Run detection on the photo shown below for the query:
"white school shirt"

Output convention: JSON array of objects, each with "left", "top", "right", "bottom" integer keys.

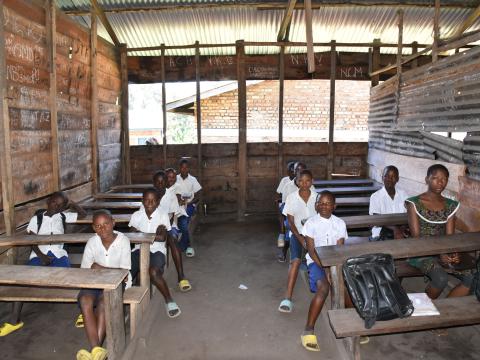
[
  {"left": 138, "top": 189, "right": 180, "bottom": 226},
  {"left": 302, "top": 214, "right": 348, "bottom": 265},
  {"left": 81, "top": 231, "right": 132, "bottom": 289},
  {"left": 175, "top": 174, "right": 202, "bottom": 202},
  {"left": 276, "top": 176, "right": 291, "bottom": 195},
  {"left": 369, "top": 186, "right": 408, "bottom": 238},
  {"left": 128, "top": 207, "right": 171, "bottom": 254},
  {"left": 281, "top": 179, "right": 316, "bottom": 203},
  {"left": 26, "top": 212, "right": 78, "bottom": 259},
  {"left": 282, "top": 189, "right": 317, "bottom": 234}
]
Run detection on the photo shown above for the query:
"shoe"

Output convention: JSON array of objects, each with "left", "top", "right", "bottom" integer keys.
[
  {"left": 185, "top": 247, "right": 195, "bottom": 257},
  {"left": 165, "top": 302, "right": 182, "bottom": 318},
  {"left": 76, "top": 349, "right": 92, "bottom": 360},
  {"left": 359, "top": 336, "right": 370, "bottom": 344},
  {"left": 277, "top": 234, "right": 285, "bottom": 247},
  {"left": 278, "top": 299, "right": 293, "bottom": 313},
  {"left": 301, "top": 334, "right": 320, "bottom": 352},
  {"left": 0, "top": 322, "right": 24, "bottom": 336},
  {"left": 91, "top": 346, "right": 107, "bottom": 360},
  {"left": 75, "top": 314, "right": 84, "bottom": 328},
  {"left": 178, "top": 279, "right": 192, "bottom": 292}
]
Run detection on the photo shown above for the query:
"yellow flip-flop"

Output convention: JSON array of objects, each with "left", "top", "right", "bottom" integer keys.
[
  {"left": 91, "top": 346, "right": 108, "bottom": 360},
  {"left": 0, "top": 322, "right": 24, "bottom": 337},
  {"left": 301, "top": 334, "right": 320, "bottom": 352},
  {"left": 76, "top": 349, "right": 92, "bottom": 360},
  {"left": 75, "top": 314, "right": 84, "bottom": 328},
  {"left": 179, "top": 279, "right": 192, "bottom": 292}
]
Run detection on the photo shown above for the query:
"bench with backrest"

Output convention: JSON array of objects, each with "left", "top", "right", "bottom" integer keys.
[
  {"left": 0, "top": 265, "right": 130, "bottom": 360},
  {"left": 315, "top": 232, "right": 480, "bottom": 360}
]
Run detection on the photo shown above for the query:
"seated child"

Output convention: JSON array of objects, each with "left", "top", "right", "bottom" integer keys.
[
  {"left": 405, "top": 164, "right": 471, "bottom": 299},
  {"left": 275, "top": 161, "right": 295, "bottom": 261},
  {"left": 301, "top": 190, "right": 347, "bottom": 352},
  {"left": 76, "top": 210, "right": 132, "bottom": 360},
  {"left": 0, "top": 191, "right": 86, "bottom": 337},
  {"left": 152, "top": 170, "right": 191, "bottom": 292},
  {"left": 369, "top": 165, "right": 408, "bottom": 240},
  {"left": 175, "top": 159, "right": 202, "bottom": 258},
  {"left": 129, "top": 188, "right": 181, "bottom": 318}
]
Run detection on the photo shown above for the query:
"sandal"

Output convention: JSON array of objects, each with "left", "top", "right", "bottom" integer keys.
[
  {"left": 278, "top": 299, "right": 293, "bottom": 313},
  {"left": 179, "top": 279, "right": 192, "bottom": 292},
  {"left": 75, "top": 314, "right": 84, "bottom": 328},
  {"left": 166, "top": 302, "right": 181, "bottom": 318},
  {"left": 185, "top": 247, "right": 195, "bottom": 257},
  {"left": 0, "top": 322, "right": 24, "bottom": 337},
  {"left": 76, "top": 349, "right": 92, "bottom": 360},
  {"left": 91, "top": 346, "right": 107, "bottom": 360},
  {"left": 359, "top": 336, "right": 370, "bottom": 344},
  {"left": 301, "top": 334, "right": 320, "bottom": 352}
]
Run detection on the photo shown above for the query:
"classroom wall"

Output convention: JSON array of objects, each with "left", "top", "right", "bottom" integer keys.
[
  {"left": 0, "top": 0, "right": 123, "bottom": 239},
  {"left": 130, "top": 142, "right": 368, "bottom": 217}
]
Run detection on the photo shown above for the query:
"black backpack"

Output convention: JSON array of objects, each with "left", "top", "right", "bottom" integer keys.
[
  {"left": 343, "top": 253, "right": 414, "bottom": 329},
  {"left": 34, "top": 209, "right": 66, "bottom": 233}
]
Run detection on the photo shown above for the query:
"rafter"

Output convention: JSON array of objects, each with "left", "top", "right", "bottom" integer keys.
[
  {"left": 277, "top": 0, "right": 298, "bottom": 41},
  {"left": 452, "top": 3, "right": 480, "bottom": 38},
  {"left": 90, "top": 0, "right": 120, "bottom": 46}
]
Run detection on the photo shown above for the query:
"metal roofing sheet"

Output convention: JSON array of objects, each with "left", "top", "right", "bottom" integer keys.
[{"left": 57, "top": 2, "right": 480, "bottom": 56}]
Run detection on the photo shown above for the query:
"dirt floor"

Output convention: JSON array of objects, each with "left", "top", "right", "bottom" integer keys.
[{"left": 1, "top": 219, "right": 480, "bottom": 359}]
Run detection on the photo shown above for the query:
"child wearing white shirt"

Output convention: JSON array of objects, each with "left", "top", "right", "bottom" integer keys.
[
  {"left": 129, "top": 188, "right": 182, "bottom": 318},
  {"left": 278, "top": 169, "right": 317, "bottom": 314},
  {"left": 275, "top": 161, "right": 295, "bottom": 256},
  {"left": 76, "top": 210, "right": 131, "bottom": 360},
  {"left": 300, "top": 191, "right": 347, "bottom": 352}
]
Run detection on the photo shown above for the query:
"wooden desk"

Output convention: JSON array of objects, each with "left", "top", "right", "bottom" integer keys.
[
  {"left": 94, "top": 193, "right": 142, "bottom": 200},
  {"left": 80, "top": 201, "right": 142, "bottom": 210},
  {"left": 313, "top": 179, "right": 374, "bottom": 187},
  {"left": 315, "top": 185, "right": 381, "bottom": 196},
  {"left": 110, "top": 184, "right": 150, "bottom": 191},
  {"left": 74, "top": 214, "right": 132, "bottom": 224},
  {"left": 335, "top": 197, "right": 370, "bottom": 207},
  {"left": 342, "top": 213, "right": 408, "bottom": 229},
  {"left": 0, "top": 265, "right": 127, "bottom": 360},
  {"left": 316, "top": 232, "right": 480, "bottom": 309}
]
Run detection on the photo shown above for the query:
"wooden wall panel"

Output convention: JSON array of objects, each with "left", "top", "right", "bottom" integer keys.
[{"left": 130, "top": 142, "right": 368, "bottom": 216}]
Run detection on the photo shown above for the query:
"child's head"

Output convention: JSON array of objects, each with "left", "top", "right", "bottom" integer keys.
[
  {"left": 382, "top": 165, "right": 399, "bottom": 190},
  {"left": 287, "top": 161, "right": 296, "bottom": 178},
  {"left": 294, "top": 162, "right": 307, "bottom": 179},
  {"left": 425, "top": 164, "right": 449, "bottom": 194},
  {"left": 179, "top": 158, "right": 189, "bottom": 177},
  {"left": 297, "top": 169, "right": 313, "bottom": 190},
  {"left": 47, "top": 191, "right": 68, "bottom": 213},
  {"left": 315, "top": 191, "right": 336, "bottom": 218},
  {"left": 165, "top": 168, "right": 177, "bottom": 187},
  {"left": 152, "top": 170, "right": 167, "bottom": 190},
  {"left": 142, "top": 188, "right": 160, "bottom": 214},
  {"left": 92, "top": 209, "right": 115, "bottom": 238}
]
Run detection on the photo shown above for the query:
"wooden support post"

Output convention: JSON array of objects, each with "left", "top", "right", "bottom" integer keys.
[
  {"left": 395, "top": 10, "right": 404, "bottom": 125},
  {"left": 103, "top": 285, "right": 126, "bottom": 360},
  {"left": 278, "top": 46, "right": 285, "bottom": 181},
  {"left": 277, "top": 0, "right": 298, "bottom": 41},
  {"left": 411, "top": 41, "right": 418, "bottom": 68},
  {"left": 236, "top": 40, "right": 247, "bottom": 222},
  {"left": 304, "top": 0, "right": 315, "bottom": 73},
  {"left": 90, "top": 10, "right": 99, "bottom": 193},
  {"left": 433, "top": 0, "right": 440, "bottom": 62},
  {"left": 371, "top": 38, "right": 381, "bottom": 87},
  {"left": 119, "top": 44, "right": 131, "bottom": 185},
  {"left": 46, "top": 0, "right": 60, "bottom": 191},
  {"left": 161, "top": 45, "right": 167, "bottom": 168},
  {"left": 195, "top": 42, "right": 202, "bottom": 185},
  {"left": 327, "top": 41, "right": 336, "bottom": 180}
]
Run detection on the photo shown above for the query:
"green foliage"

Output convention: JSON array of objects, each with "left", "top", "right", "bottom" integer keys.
[{"left": 167, "top": 113, "right": 196, "bottom": 144}]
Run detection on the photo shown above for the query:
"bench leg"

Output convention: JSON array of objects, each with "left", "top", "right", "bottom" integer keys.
[
  {"left": 104, "top": 286, "right": 126, "bottom": 360},
  {"left": 130, "top": 304, "right": 138, "bottom": 339},
  {"left": 342, "top": 336, "right": 361, "bottom": 360},
  {"left": 330, "top": 265, "right": 345, "bottom": 309},
  {"left": 140, "top": 243, "right": 151, "bottom": 308}
]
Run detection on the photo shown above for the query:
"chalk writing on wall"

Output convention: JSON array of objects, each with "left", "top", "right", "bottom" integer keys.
[{"left": 340, "top": 66, "right": 364, "bottom": 79}]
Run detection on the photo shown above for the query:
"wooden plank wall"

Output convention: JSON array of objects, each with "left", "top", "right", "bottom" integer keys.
[
  {"left": 0, "top": 0, "right": 122, "bottom": 235},
  {"left": 130, "top": 142, "right": 368, "bottom": 217}
]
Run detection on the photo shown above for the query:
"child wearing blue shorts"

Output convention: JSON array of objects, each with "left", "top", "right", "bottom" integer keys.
[{"left": 301, "top": 190, "right": 347, "bottom": 352}]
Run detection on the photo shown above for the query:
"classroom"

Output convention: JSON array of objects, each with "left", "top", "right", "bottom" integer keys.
[{"left": 0, "top": 0, "right": 479, "bottom": 359}]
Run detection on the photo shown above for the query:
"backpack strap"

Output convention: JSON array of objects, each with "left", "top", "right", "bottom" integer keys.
[{"left": 34, "top": 209, "right": 47, "bottom": 234}]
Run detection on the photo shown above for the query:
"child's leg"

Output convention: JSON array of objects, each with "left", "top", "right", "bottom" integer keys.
[
  {"left": 95, "top": 295, "right": 106, "bottom": 346},
  {"left": 447, "top": 272, "right": 473, "bottom": 298},
  {"left": 167, "top": 234, "right": 186, "bottom": 282},
  {"left": 424, "top": 262, "right": 449, "bottom": 299},
  {"left": 177, "top": 215, "right": 190, "bottom": 252},
  {"left": 284, "top": 234, "right": 303, "bottom": 300},
  {"left": 305, "top": 264, "right": 329, "bottom": 331},
  {"left": 78, "top": 292, "right": 101, "bottom": 348},
  {"left": 149, "top": 252, "right": 173, "bottom": 302}
]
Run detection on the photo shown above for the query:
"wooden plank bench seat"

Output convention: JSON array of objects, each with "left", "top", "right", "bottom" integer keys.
[
  {"left": 328, "top": 296, "right": 480, "bottom": 359},
  {"left": 0, "top": 285, "right": 148, "bottom": 338},
  {"left": 313, "top": 179, "right": 374, "bottom": 187},
  {"left": 343, "top": 213, "right": 408, "bottom": 229},
  {"left": 73, "top": 214, "right": 132, "bottom": 224},
  {"left": 80, "top": 201, "right": 142, "bottom": 210},
  {"left": 315, "top": 186, "right": 381, "bottom": 197},
  {"left": 94, "top": 193, "right": 143, "bottom": 200}
]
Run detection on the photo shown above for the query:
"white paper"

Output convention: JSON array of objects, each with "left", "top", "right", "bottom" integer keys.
[
  {"left": 408, "top": 293, "right": 440, "bottom": 316},
  {"left": 238, "top": 284, "right": 248, "bottom": 290}
]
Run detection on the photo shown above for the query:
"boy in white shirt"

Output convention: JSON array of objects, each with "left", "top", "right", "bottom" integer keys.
[
  {"left": 278, "top": 169, "right": 317, "bottom": 314},
  {"left": 275, "top": 161, "right": 295, "bottom": 255},
  {"left": 0, "top": 191, "right": 86, "bottom": 337},
  {"left": 175, "top": 159, "right": 202, "bottom": 257},
  {"left": 301, "top": 191, "right": 347, "bottom": 352},
  {"left": 76, "top": 210, "right": 131, "bottom": 360},
  {"left": 369, "top": 165, "right": 408, "bottom": 241},
  {"left": 129, "top": 188, "right": 181, "bottom": 318}
]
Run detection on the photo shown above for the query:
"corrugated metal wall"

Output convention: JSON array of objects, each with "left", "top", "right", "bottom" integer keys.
[{"left": 368, "top": 46, "right": 480, "bottom": 179}]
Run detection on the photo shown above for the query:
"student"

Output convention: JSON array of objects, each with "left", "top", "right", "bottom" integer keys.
[
  {"left": 278, "top": 170, "right": 317, "bottom": 313},
  {"left": 405, "top": 164, "right": 472, "bottom": 299},
  {"left": 76, "top": 210, "right": 132, "bottom": 360},
  {"left": 175, "top": 159, "right": 202, "bottom": 257},
  {"left": 275, "top": 161, "right": 296, "bottom": 249},
  {"left": 0, "top": 191, "right": 86, "bottom": 337},
  {"left": 301, "top": 191, "right": 347, "bottom": 352},
  {"left": 152, "top": 170, "right": 191, "bottom": 292},
  {"left": 369, "top": 165, "right": 408, "bottom": 241},
  {"left": 129, "top": 188, "right": 182, "bottom": 318}
]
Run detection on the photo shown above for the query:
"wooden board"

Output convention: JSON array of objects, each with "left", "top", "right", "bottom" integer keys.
[
  {"left": 94, "top": 192, "right": 142, "bottom": 200},
  {"left": 313, "top": 178, "right": 374, "bottom": 187},
  {"left": 316, "top": 232, "right": 480, "bottom": 267},
  {"left": 0, "top": 264, "right": 127, "bottom": 289},
  {"left": 333, "top": 197, "right": 370, "bottom": 207},
  {"left": 73, "top": 213, "right": 132, "bottom": 224},
  {"left": 342, "top": 213, "right": 408, "bottom": 229},
  {"left": 81, "top": 201, "right": 141, "bottom": 210},
  {"left": 328, "top": 296, "right": 480, "bottom": 337},
  {"left": 315, "top": 185, "right": 381, "bottom": 196}
]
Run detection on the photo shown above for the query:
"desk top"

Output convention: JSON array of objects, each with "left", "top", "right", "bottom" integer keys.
[
  {"left": 313, "top": 179, "right": 374, "bottom": 187},
  {"left": 74, "top": 214, "right": 132, "bottom": 224},
  {"left": 0, "top": 232, "right": 154, "bottom": 247},
  {"left": 335, "top": 197, "right": 370, "bottom": 207},
  {"left": 0, "top": 265, "right": 128, "bottom": 290},
  {"left": 315, "top": 186, "right": 381, "bottom": 195},
  {"left": 94, "top": 193, "right": 142, "bottom": 200},
  {"left": 80, "top": 201, "right": 141, "bottom": 210},
  {"left": 111, "top": 184, "right": 150, "bottom": 191},
  {"left": 316, "top": 232, "right": 480, "bottom": 267},
  {"left": 342, "top": 213, "right": 408, "bottom": 229}
]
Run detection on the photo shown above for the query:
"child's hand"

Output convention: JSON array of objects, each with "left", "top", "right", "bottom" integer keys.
[
  {"left": 439, "top": 254, "right": 451, "bottom": 265},
  {"left": 448, "top": 252, "right": 460, "bottom": 264},
  {"left": 155, "top": 225, "right": 167, "bottom": 242},
  {"left": 40, "top": 254, "right": 53, "bottom": 266}
]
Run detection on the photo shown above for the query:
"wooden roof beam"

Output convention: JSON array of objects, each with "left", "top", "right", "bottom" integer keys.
[
  {"left": 452, "top": 3, "right": 480, "bottom": 38},
  {"left": 90, "top": 0, "right": 120, "bottom": 46},
  {"left": 277, "top": 0, "right": 298, "bottom": 41}
]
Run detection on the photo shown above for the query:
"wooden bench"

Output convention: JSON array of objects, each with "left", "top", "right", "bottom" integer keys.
[
  {"left": 336, "top": 197, "right": 370, "bottom": 207},
  {"left": 0, "top": 265, "right": 129, "bottom": 360},
  {"left": 73, "top": 214, "right": 132, "bottom": 224},
  {"left": 79, "top": 201, "right": 142, "bottom": 210},
  {"left": 94, "top": 193, "right": 143, "bottom": 200},
  {"left": 328, "top": 296, "right": 480, "bottom": 360},
  {"left": 110, "top": 184, "right": 151, "bottom": 191},
  {"left": 315, "top": 185, "right": 381, "bottom": 197},
  {"left": 313, "top": 179, "right": 374, "bottom": 187},
  {"left": 342, "top": 213, "right": 408, "bottom": 230}
]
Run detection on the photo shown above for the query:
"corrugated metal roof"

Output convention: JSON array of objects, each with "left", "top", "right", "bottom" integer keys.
[{"left": 57, "top": 1, "right": 480, "bottom": 56}]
